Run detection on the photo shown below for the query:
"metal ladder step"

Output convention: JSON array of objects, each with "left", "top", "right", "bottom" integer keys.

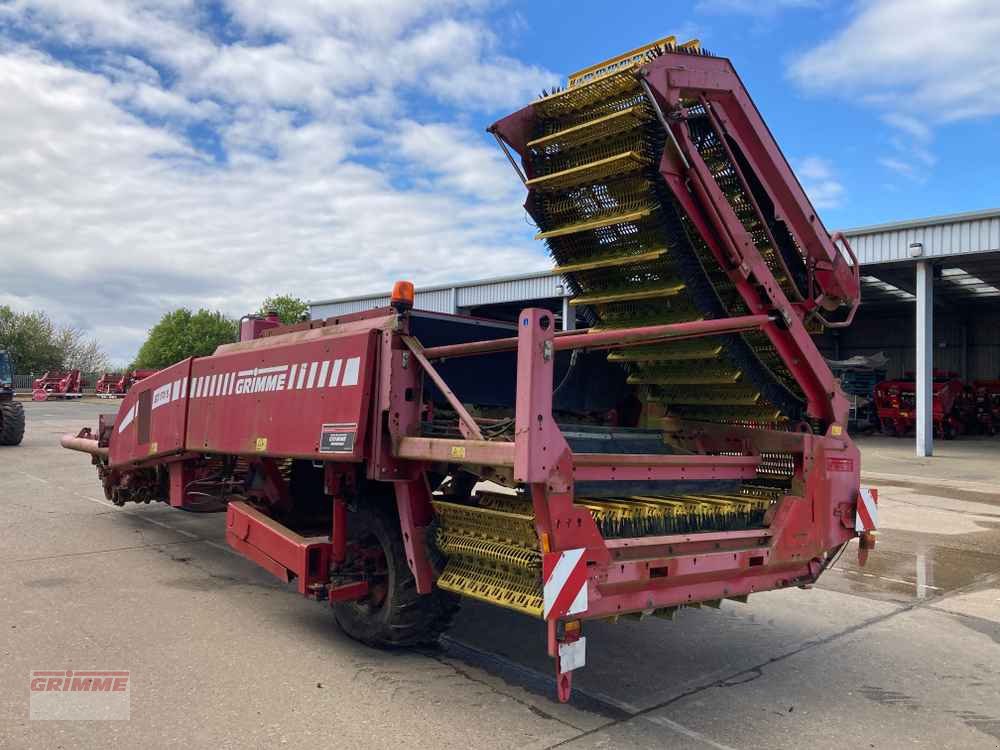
[
  {"left": 528, "top": 105, "right": 651, "bottom": 151},
  {"left": 555, "top": 247, "right": 667, "bottom": 274},
  {"left": 535, "top": 207, "right": 653, "bottom": 239},
  {"left": 607, "top": 341, "right": 723, "bottom": 362},
  {"left": 571, "top": 281, "right": 686, "bottom": 306},
  {"left": 526, "top": 151, "right": 649, "bottom": 191},
  {"left": 627, "top": 364, "right": 741, "bottom": 386}
]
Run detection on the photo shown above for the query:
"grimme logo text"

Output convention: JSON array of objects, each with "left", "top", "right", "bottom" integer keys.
[
  {"left": 30, "top": 670, "right": 129, "bottom": 692},
  {"left": 235, "top": 373, "right": 287, "bottom": 394}
]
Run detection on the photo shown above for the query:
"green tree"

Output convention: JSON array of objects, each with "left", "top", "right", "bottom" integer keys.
[
  {"left": 258, "top": 294, "right": 309, "bottom": 325},
  {"left": 0, "top": 306, "right": 60, "bottom": 374},
  {"left": 133, "top": 309, "right": 237, "bottom": 370},
  {"left": 0, "top": 305, "right": 108, "bottom": 376}
]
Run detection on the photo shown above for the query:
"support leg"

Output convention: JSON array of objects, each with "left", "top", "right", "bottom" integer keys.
[
  {"left": 561, "top": 295, "right": 576, "bottom": 331},
  {"left": 915, "top": 261, "right": 933, "bottom": 457},
  {"left": 555, "top": 657, "right": 573, "bottom": 703}
]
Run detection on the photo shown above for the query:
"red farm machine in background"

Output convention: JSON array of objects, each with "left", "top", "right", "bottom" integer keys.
[
  {"left": 96, "top": 370, "right": 156, "bottom": 398},
  {"left": 61, "top": 37, "right": 877, "bottom": 702},
  {"left": 32, "top": 370, "right": 83, "bottom": 401},
  {"left": 874, "top": 371, "right": 974, "bottom": 439},
  {"left": 973, "top": 379, "right": 1000, "bottom": 435}
]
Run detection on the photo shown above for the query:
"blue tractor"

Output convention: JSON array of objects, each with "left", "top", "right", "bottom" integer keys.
[{"left": 0, "top": 350, "right": 25, "bottom": 445}]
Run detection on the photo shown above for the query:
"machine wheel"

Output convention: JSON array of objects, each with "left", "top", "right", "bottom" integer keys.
[
  {"left": 0, "top": 401, "right": 25, "bottom": 446},
  {"left": 332, "top": 504, "right": 459, "bottom": 648}
]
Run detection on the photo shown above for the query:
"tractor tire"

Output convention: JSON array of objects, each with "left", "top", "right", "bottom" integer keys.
[
  {"left": 0, "top": 401, "right": 25, "bottom": 446},
  {"left": 332, "top": 504, "right": 459, "bottom": 649}
]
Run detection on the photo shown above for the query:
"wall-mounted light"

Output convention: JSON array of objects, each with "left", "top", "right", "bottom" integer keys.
[
  {"left": 555, "top": 284, "right": 565, "bottom": 296},
  {"left": 909, "top": 242, "right": 924, "bottom": 258}
]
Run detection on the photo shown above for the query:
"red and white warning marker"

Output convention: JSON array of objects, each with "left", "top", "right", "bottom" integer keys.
[
  {"left": 855, "top": 487, "right": 878, "bottom": 533},
  {"left": 543, "top": 548, "right": 588, "bottom": 621}
]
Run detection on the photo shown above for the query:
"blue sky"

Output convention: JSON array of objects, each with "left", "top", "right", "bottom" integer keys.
[
  {"left": 0, "top": 0, "right": 997, "bottom": 362},
  {"left": 515, "top": 0, "right": 1000, "bottom": 228}
]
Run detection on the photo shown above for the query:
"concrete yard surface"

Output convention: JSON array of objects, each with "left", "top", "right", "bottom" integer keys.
[{"left": 1, "top": 402, "right": 999, "bottom": 749}]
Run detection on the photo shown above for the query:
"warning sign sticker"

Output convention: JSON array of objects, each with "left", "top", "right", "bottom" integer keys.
[{"left": 319, "top": 423, "right": 357, "bottom": 454}]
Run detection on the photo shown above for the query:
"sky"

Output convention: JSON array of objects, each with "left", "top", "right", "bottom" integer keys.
[{"left": 1, "top": 0, "right": 998, "bottom": 363}]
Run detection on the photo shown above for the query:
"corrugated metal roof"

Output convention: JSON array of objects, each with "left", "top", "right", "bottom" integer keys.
[
  {"left": 311, "top": 270, "right": 558, "bottom": 318},
  {"left": 310, "top": 209, "right": 1000, "bottom": 317},
  {"left": 842, "top": 207, "right": 1000, "bottom": 235},
  {"left": 845, "top": 208, "right": 1000, "bottom": 265},
  {"left": 457, "top": 273, "right": 564, "bottom": 307}
]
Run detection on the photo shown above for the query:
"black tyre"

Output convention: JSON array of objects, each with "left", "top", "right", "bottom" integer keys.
[
  {"left": 333, "top": 504, "right": 458, "bottom": 648},
  {"left": 0, "top": 401, "right": 25, "bottom": 446}
]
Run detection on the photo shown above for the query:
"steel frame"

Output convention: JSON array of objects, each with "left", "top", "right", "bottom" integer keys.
[
  {"left": 389, "top": 305, "right": 863, "bottom": 698},
  {"left": 61, "top": 49, "right": 876, "bottom": 706},
  {"left": 62, "top": 297, "right": 870, "bottom": 703}
]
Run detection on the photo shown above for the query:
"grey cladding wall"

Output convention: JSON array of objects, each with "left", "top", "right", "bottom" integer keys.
[{"left": 847, "top": 213, "right": 1000, "bottom": 265}]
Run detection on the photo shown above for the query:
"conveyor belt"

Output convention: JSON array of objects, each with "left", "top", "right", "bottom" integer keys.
[
  {"left": 433, "top": 39, "right": 809, "bottom": 614},
  {"left": 526, "top": 42, "right": 809, "bottom": 426},
  {"left": 432, "top": 487, "right": 782, "bottom": 618}
]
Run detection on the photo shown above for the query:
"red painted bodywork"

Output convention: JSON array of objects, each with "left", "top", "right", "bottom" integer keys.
[
  {"left": 32, "top": 370, "right": 83, "bottom": 400},
  {"left": 226, "top": 500, "right": 331, "bottom": 596},
  {"left": 108, "top": 325, "right": 380, "bottom": 467},
  {"left": 87, "top": 303, "right": 865, "bottom": 613},
  {"left": 973, "top": 380, "right": 1000, "bottom": 435},
  {"left": 874, "top": 372, "right": 972, "bottom": 438},
  {"left": 64, "top": 47, "right": 875, "bottom": 703},
  {"left": 96, "top": 370, "right": 156, "bottom": 396}
]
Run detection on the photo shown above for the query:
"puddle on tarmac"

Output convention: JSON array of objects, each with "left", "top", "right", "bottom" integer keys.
[
  {"left": 820, "top": 479, "right": 1000, "bottom": 603},
  {"left": 823, "top": 544, "right": 1000, "bottom": 603}
]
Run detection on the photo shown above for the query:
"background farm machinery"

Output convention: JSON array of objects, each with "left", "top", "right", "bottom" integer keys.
[
  {"left": 0, "top": 350, "right": 25, "bottom": 445},
  {"left": 96, "top": 369, "right": 156, "bottom": 398},
  {"left": 32, "top": 369, "right": 83, "bottom": 401},
  {"left": 972, "top": 379, "right": 1000, "bottom": 435},
  {"left": 874, "top": 371, "right": 975, "bottom": 439},
  {"left": 62, "top": 37, "right": 877, "bottom": 701}
]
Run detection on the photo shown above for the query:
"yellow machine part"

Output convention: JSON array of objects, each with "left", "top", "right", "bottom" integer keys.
[
  {"left": 432, "top": 36, "right": 807, "bottom": 616},
  {"left": 526, "top": 37, "right": 811, "bottom": 427},
  {"left": 432, "top": 486, "right": 783, "bottom": 617}
]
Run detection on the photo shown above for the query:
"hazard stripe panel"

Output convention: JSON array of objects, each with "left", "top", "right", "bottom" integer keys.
[
  {"left": 543, "top": 548, "right": 588, "bottom": 620},
  {"left": 856, "top": 487, "right": 878, "bottom": 532}
]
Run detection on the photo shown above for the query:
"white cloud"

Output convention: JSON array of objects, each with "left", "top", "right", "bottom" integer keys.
[
  {"left": 879, "top": 113, "right": 935, "bottom": 183},
  {"left": 878, "top": 157, "right": 919, "bottom": 181},
  {"left": 225, "top": 0, "right": 490, "bottom": 43},
  {"left": 0, "top": 1, "right": 558, "bottom": 362},
  {"left": 0, "top": 0, "right": 217, "bottom": 74},
  {"left": 880, "top": 113, "right": 931, "bottom": 143},
  {"left": 790, "top": 0, "right": 1000, "bottom": 119},
  {"left": 795, "top": 156, "right": 845, "bottom": 209},
  {"left": 790, "top": 0, "right": 1000, "bottom": 183},
  {"left": 394, "top": 121, "right": 520, "bottom": 201}
]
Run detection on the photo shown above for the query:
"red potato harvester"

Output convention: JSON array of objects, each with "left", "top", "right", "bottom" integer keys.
[
  {"left": 971, "top": 379, "right": 1000, "bottom": 435},
  {"left": 32, "top": 370, "right": 83, "bottom": 401},
  {"left": 875, "top": 372, "right": 973, "bottom": 439},
  {"left": 96, "top": 370, "right": 157, "bottom": 398},
  {"left": 63, "top": 37, "right": 877, "bottom": 702}
]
